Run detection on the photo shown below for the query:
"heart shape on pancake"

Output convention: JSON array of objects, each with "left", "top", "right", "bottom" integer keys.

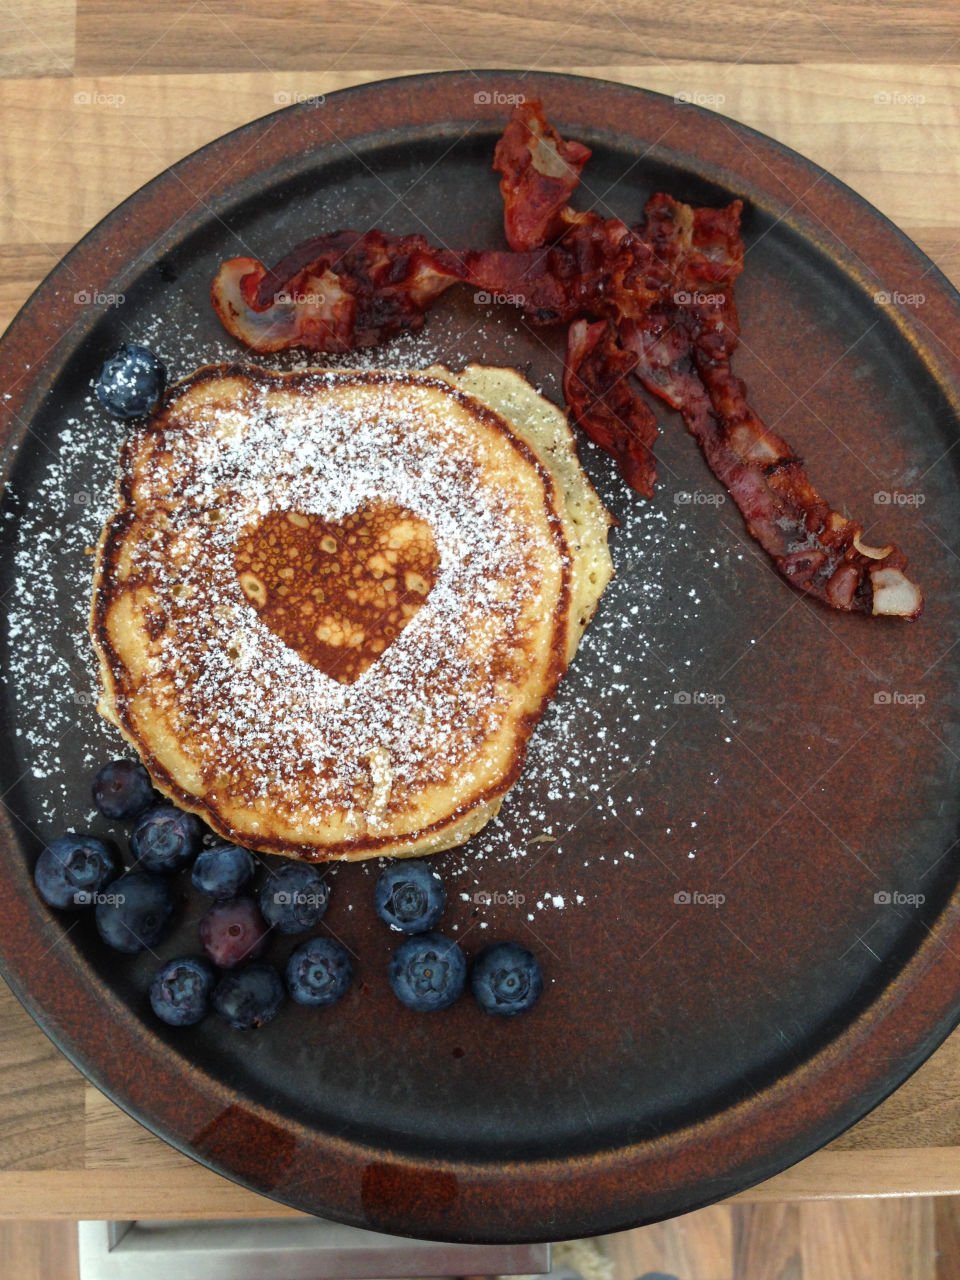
[{"left": 234, "top": 500, "right": 439, "bottom": 685}]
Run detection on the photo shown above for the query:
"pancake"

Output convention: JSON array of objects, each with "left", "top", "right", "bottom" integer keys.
[{"left": 90, "top": 363, "right": 614, "bottom": 861}]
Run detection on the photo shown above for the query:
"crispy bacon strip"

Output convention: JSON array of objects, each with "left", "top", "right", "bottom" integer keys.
[
  {"left": 492, "top": 100, "right": 592, "bottom": 251},
  {"left": 450, "top": 217, "right": 655, "bottom": 326},
  {"left": 626, "top": 194, "right": 922, "bottom": 617},
  {"left": 564, "top": 319, "right": 659, "bottom": 497},
  {"left": 211, "top": 231, "right": 461, "bottom": 353},
  {"left": 213, "top": 217, "right": 654, "bottom": 346}
]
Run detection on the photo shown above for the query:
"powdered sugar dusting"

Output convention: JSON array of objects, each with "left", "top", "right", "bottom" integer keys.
[
  {"left": 3, "top": 316, "right": 730, "bottom": 904},
  {"left": 102, "top": 368, "right": 564, "bottom": 840}
]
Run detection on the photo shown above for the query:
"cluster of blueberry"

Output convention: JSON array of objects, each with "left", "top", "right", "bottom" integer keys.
[
  {"left": 33, "top": 759, "right": 543, "bottom": 1029},
  {"left": 375, "top": 862, "right": 542, "bottom": 1015}
]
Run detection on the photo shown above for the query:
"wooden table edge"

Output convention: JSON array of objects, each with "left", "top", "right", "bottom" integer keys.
[{"left": 1, "top": 1149, "right": 959, "bottom": 1221}]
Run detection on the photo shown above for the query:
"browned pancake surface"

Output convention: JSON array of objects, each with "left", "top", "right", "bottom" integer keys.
[{"left": 90, "top": 365, "right": 607, "bottom": 861}]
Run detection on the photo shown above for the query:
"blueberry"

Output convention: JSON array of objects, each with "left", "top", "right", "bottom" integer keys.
[
  {"left": 131, "top": 805, "right": 204, "bottom": 873},
  {"left": 95, "top": 343, "right": 166, "bottom": 419},
  {"left": 471, "top": 942, "right": 543, "bottom": 1017},
  {"left": 34, "top": 834, "right": 116, "bottom": 910},
  {"left": 92, "top": 759, "right": 156, "bottom": 820},
  {"left": 259, "top": 863, "right": 329, "bottom": 934},
  {"left": 374, "top": 860, "right": 445, "bottom": 934},
  {"left": 95, "top": 871, "right": 175, "bottom": 953},
  {"left": 200, "top": 897, "right": 267, "bottom": 968},
  {"left": 149, "top": 957, "right": 215, "bottom": 1027},
  {"left": 212, "top": 963, "right": 284, "bottom": 1030},
  {"left": 192, "top": 844, "right": 256, "bottom": 899},
  {"left": 285, "top": 936, "right": 353, "bottom": 1007},
  {"left": 388, "top": 932, "right": 466, "bottom": 1012}
]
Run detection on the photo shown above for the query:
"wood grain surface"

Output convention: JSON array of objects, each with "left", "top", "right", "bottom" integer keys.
[
  {"left": 606, "top": 1197, "right": 941, "bottom": 1280},
  {"left": 2, "top": 0, "right": 960, "bottom": 1222}
]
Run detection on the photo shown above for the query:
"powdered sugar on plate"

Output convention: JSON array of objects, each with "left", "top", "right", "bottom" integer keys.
[{"left": 3, "top": 315, "right": 734, "bottom": 905}]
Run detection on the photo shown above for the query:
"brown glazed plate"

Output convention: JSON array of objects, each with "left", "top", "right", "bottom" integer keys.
[{"left": 1, "top": 70, "right": 960, "bottom": 1243}]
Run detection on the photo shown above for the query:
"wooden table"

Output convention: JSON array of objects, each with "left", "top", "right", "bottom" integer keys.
[{"left": 3, "top": 0, "right": 960, "bottom": 1222}]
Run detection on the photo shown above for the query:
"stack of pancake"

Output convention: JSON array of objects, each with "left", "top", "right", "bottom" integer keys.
[{"left": 90, "top": 364, "right": 614, "bottom": 861}]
